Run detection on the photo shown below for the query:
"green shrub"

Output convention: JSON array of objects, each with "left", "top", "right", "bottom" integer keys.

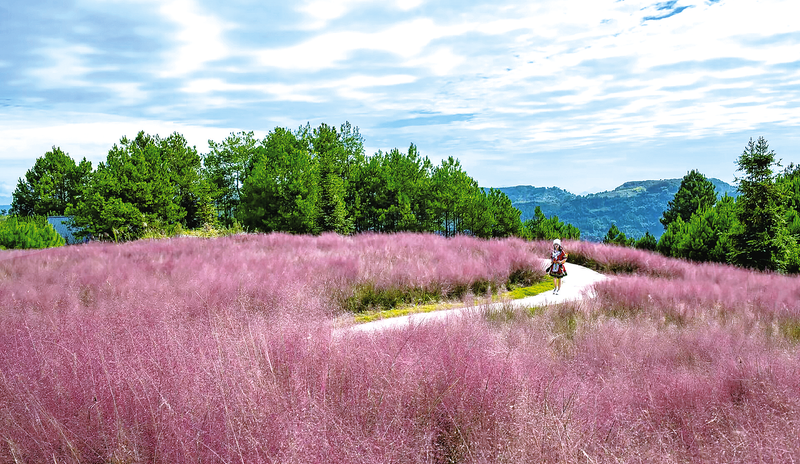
[
  {"left": 507, "top": 267, "right": 540, "bottom": 287},
  {"left": 779, "top": 319, "right": 800, "bottom": 343},
  {"left": 0, "top": 216, "right": 65, "bottom": 249},
  {"left": 343, "top": 284, "right": 442, "bottom": 313}
]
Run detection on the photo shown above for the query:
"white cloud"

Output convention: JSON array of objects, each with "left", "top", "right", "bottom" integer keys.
[
  {"left": 255, "top": 17, "right": 467, "bottom": 71},
  {"left": 298, "top": 0, "right": 425, "bottom": 29},
  {"left": 0, "top": 110, "right": 267, "bottom": 170},
  {"left": 181, "top": 74, "right": 416, "bottom": 105},
  {"left": 3, "top": 0, "right": 799, "bottom": 195},
  {"left": 158, "top": 0, "right": 232, "bottom": 77},
  {"left": 26, "top": 41, "right": 102, "bottom": 88}
]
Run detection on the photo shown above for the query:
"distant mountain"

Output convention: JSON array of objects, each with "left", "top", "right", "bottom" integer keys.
[{"left": 496, "top": 178, "right": 737, "bottom": 242}]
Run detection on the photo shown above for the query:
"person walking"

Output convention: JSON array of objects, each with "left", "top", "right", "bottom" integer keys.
[{"left": 548, "top": 239, "right": 568, "bottom": 294}]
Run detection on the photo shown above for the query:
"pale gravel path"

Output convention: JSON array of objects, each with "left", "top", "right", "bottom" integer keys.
[{"left": 350, "top": 259, "right": 608, "bottom": 333}]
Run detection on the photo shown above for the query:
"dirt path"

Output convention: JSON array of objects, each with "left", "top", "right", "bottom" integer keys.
[{"left": 351, "top": 259, "right": 608, "bottom": 333}]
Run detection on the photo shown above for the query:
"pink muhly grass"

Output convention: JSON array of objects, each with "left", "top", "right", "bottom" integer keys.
[
  {"left": 6, "top": 234, "right": 800, "bottom": 463},
  {"left": 1, "top": 232, "right": 548, "bottom": 463},
  {"left": 592, "top": 260, "right": 800, "bottom": 326},
  {"left": 560, "top": 319, "right": 800, "bottom": 462}
]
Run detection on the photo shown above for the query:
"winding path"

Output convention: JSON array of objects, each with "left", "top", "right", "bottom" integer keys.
[{"left": 351, "top": 260, "right": 608, "bottom": 333}]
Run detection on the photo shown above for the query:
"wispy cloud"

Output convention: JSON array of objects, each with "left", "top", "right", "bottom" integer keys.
[
  {"left": 0, "top": 0, "right": 798, "bottom": 201},
  {"left": 157, "top": 0, "right": 233, "bottom": 77}
]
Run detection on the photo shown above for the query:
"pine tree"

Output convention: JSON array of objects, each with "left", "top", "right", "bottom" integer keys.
[
  {"left": 634, "top": 231, "right": 657, "bottom": 251},
  {"left": 11, "top": 147, "right": 92, "bottom": 217},
  {"left": 660, "top": 169, "right": 717, "bottom": 229},
  {"left": 730, "top": 137, "right": 791, "bottom": 271},
  {"left": 603, "top": 223, "right": 634, "bottom": 246}
]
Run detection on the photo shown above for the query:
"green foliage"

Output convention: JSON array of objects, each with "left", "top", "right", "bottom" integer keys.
[
  {"left": 239, "top": 128, "right": 321, "bottom": 234},
  {"left": 706, "top": 194, "right": 739, "bottom": 262},
  {"left": 68, "top": 131, "right": 211, "bottom": 241},
  {"left": 0, "top": 216, "right": 65, "bottom": 249},
  {"left": 351, "top": 144, "right": 435, "bottom": 233},
  {"left": 652, "top": 138, "right": 800, "bottom": 272},
  {"left": 655, "top": 194, "right": 739, "bottom": 263},
  {"left": 778, "top": 318, "right": 800, "bottom": 343},
  {"left": 634, "top": 231, "right": 658, "bottom": 251},
  {"left": 729, "top": 137, "right": 792, "bottom": 271},
  {"left": 656, "top": 216, "right": 683, "bottom": 256},
  {"left": 660, "top": 169, "right": 717, "bottom": 229},
  {"left": 778, "top": 163, "right": 800, "bottom": 240},
  {"left": 204, "top": 131, "right": 259, "bottom": 225},
  {"left": 305, "top": 122, "right": 364, "bottom": 234},
  {"left": 341, "top": 284, "right": 442, "bottom": 313},
  {"left": 522, "top": 206, "right": 580, "bottom": 240},
  {"left": 488, "top": 188, "right": 523, "bottom": 237},
  {"left": 674, "top": 207, "right": 719, "bottom": 262},
  {"left": 603, "top": 223, "right": 634, "bottom": 246},
  {"left": 503, "top": 279, "right": 554, "bottom": 299},
  {"left": 11, "top": 147, "right": 92, "bottom": 217},
  {"left": 430, "top": 156, "right": 475, "bottom": 237},
  {"left": 19, "top": 122, "right": 527, "bottom": 241}
]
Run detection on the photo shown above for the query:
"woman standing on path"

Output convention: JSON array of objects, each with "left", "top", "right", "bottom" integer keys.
[{"left": 548, "top": 239, "right": 568, "bottom": 294}]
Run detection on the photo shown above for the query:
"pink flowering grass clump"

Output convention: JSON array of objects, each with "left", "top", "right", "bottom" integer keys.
[
  {"left": 544, "top": 317, "right": 800, "bottom": 462},
  {"left": 586, "top": 251, "right": 800, "bottom": 330}
]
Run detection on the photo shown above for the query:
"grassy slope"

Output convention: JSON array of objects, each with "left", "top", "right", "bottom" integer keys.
[{"left": 2, "top": 234, "right": 800, "bottom": 463}]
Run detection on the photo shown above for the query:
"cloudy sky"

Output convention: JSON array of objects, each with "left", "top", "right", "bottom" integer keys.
[{"left": 1, "top": 0, "right": 799, "bottom": 203}]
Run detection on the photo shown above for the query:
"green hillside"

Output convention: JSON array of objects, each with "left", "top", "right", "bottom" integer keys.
[{"left": 497, "top": 178, "right": 737, "bottom": 242}]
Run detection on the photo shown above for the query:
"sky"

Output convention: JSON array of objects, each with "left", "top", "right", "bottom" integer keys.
[{"left": 1, "top": 0, "right": 799, "bottom": 204}]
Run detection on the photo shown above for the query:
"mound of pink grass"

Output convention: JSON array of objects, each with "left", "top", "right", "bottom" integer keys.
[{"left": 571, "top": 243, "right": 800, "bottom": 327}]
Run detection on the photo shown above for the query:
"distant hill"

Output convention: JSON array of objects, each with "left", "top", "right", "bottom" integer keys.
[{"left": 496, "top": 178, "right": 737, "bottom": 242}]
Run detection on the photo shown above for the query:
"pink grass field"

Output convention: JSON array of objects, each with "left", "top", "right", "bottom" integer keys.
[{"left": 2, "top": 234, "right": 800, "bottom": 463}]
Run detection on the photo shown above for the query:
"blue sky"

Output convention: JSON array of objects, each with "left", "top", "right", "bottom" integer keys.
[{"left": 1, "top": 0, "right": 799, "bottom": 203}]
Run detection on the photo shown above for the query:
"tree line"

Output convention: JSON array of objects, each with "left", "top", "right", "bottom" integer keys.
[
  {"left": 9, "top": 126, "right": 795, "bottom": 273},
  {"left": 603, "top": 136, "right": 800, "bottom": 273},
  {"left": 8, "top": 122, "right": 580, "bottom": 243}
]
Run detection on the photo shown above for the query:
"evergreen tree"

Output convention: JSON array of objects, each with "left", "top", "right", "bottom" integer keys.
[
  {"left": 777, "top": 163, "right": 800, "bottom": 240},
  {"left": 461, "top": 188, "right": 494, "bottom": 238},
  {"left": 656, "top": 216, "right": 684, "bottom": 257},
  {"left": 68, "top": 131, "right": 207, "bottom": 240},
  {"left": 487, "top": 188, "right": 522, "bottom": 237},
  {"left": 603, "top": 223, "right": 634, "bottom": 246},
  {"left": 660, "top": 169, "right": 717, "bottom": 229},
  {"left": 730, "top": 137, "right": 791, "bottom": 271},
  {"left": 430, "top": 157, "right": 475, "bottom": 237},
  {"left": 304, "top": 122, "right": 364, "bottom": 234},
  {"left": 320, "top": 172, "right": 352, "bottom": 234},
  {"left": 351, "top": 145, "right": 434, "bottom": 233},
  {"left": 673, "top": 208, "right": 717, "bottom": 262},
  {"left": 238, "top": 128, "right": 320, "bottom": 234},
  {"left": 634, "top": 231, "right": 657, "bottom": 251},
  {"left": 11, "top": 147, "right": 92, "bottom": 217},
  {"left": 204, "top": 131, "right": 259, "bottom": 224},
  {"left": 707, "top": 194, "right": 739, "bottom": 263},
  {"left": 522, "top": 206, "right": 580, "bottom": 240},
  {"left": 0, "top": 216, "right": 65, "bottom": 249}
]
